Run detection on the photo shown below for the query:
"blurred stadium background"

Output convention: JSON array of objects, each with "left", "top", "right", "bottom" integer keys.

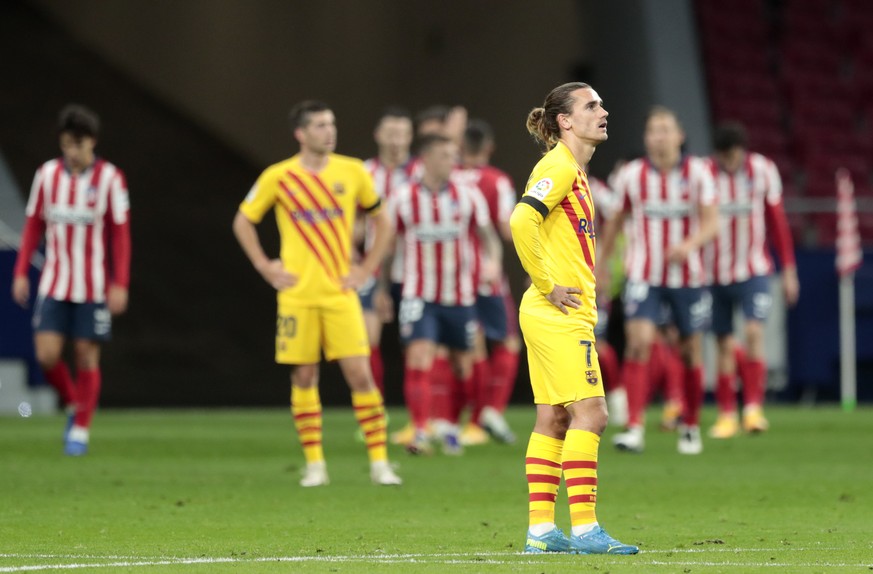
[{"left": 1, "top": 0, "right": 871, "bottom": 410}]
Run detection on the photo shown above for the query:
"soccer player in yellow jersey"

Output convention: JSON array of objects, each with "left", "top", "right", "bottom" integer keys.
[
  {"left": 510, "top": 83, "right": 638, "bottom": 554},
  {"left": 233, "top": 100, "right": 401, "bottom": 487}
]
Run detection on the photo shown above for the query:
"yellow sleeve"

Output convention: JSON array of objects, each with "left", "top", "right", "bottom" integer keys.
[
  {"left": 510, "top": 203, "right": 554, "bottom": 296},
  {"left": 355, "top": 163, "right": 381, "bottom": 214},
  {"left": 239, "top": 168, "right": 278, "bottom": 223},
  {"left": 510, "top": 164, "right": 575, "bottom": 296}
]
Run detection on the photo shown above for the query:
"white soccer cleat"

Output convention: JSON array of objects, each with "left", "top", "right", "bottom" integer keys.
[
  {"left": 606, "top": 388, "right": 629, "bottom": 428},
  {"left": 480, "top": 406, "right": 516, "bottom": 444},
  {"left": 299, "top": 461, "right": 329, "bottom": 487},
  {"left": 677, "top": 424, "right": 703, "bottom": 455},
  {"left": 612, "top": 425, "right": 645, "bottom": 453},
  {"left": 370, "top": 461, "right": 402, "bottom": 486}
]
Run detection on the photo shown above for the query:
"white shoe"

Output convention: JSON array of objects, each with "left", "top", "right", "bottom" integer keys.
[
  {"left": 612, "top": 425, "right": 645, "bottom": 453},
  {"left": 677, "top": 424, "right": 703, "bottom": 455},
  {"left": 480, "top": 406, "right": 516, "bottom": 444},
  {"left": 606, "top": 388, "right": 629, "bottom": 428},
  {"left": 300, "top": 461, "right": 329, "bottom": 487},
  {"left": 370, "top": 461, "right": 402, "bottom": 486}
]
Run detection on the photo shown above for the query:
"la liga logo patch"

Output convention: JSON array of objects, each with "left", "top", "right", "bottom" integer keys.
[{"left": 529, "top": 178, "right": 553, "bottom": 200}]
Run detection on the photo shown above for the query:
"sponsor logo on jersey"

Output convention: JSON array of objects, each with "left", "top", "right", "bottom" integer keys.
[
  {"left": 291, "top": 206, "right": 344, "bottom": 224},
  {"left": 529, "top": 178, "right": 553, "bottom": 201},
  {"left": 577, "top": 217, "right": 595, "bottom": 239}
]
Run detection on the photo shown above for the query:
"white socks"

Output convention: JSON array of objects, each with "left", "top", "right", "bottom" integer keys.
[
  {"left": 529, "top": 522, "right": 557, "bottom": 536},
  {"left": 572, "top": 522, "right": 599, "bottom": 536},
  {"left": 68, "top": 426, "right": 89, "bottom": 444}
]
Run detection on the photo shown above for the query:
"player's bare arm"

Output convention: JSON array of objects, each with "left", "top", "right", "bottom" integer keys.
[
  {"left": 667, "top": 202, "right": 719, "bottom": 264},
  {"left": 232, "top": 210, "right": 297, "bottom": 290},
  {"left": 343, "top": 208, "right": 393, "bottom": 290},
  {"left": 476, "top": 221, "right": 503, "bottom": 283},
  {"left": 594, "top": 208, "right": 627, "bottom": 296},
  {"left": 107, "top": 285, "right": 128, "bottom": 315},
  {"left": 12, "top": 276, "right": 30, "bottom": 307},
  {"left": 782, "top": 265, "right": 800, "bottom": 306}
]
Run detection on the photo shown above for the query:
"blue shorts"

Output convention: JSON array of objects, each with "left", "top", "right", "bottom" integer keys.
[
  {"left": 398, "top": 298, "right": 477, "bottom": 350},
  {"left": 623, "top": 282, "right": 708, "bottom": 338},
  {"left": 476, "top": 294, "right": 508, "bottom": 341},
  {"left": 357, "top": 277, "right": 377, "bottom": 311},
  {"left": 709, "top": 275, "right": 772, "bottom": 336},
  {"left": 33, "top": 296, "right": 112, "bottom": 341}
]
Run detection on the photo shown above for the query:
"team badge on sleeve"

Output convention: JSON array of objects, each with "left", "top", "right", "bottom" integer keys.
[
  {"left": 529, "top": 178, "right": 553, "bottom": 201},
  {"left": 586, "top": 369, "right": 599, "bottom": 386}
]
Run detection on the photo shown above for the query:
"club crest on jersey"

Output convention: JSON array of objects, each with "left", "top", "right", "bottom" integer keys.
[
  {"left": 529, "top": 178, "right": 553, "bottom": 200},
  {"left": 86, "top": 186, "right": 98, "bottom": 207},
  {"left": 586, "top": 369, "right": 599, "bottom": 386},
  {"left": 333, "top": 182, "right": 346, "bottom": 195}
]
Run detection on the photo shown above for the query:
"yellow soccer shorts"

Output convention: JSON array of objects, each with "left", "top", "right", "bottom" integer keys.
[
  {"left": 519, "top": 309, "right": 605, "bottom": 406},
  {"left": 275, "top": 293, "right": 370, "bottom": 364}
]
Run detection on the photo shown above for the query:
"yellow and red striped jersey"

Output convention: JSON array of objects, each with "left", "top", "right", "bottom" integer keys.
[
  {"left": 240, "top": 153, "right": 380, "bottom": 303},
  {"left": 510, "top": 141, "right": 598, "bottom": 330}
]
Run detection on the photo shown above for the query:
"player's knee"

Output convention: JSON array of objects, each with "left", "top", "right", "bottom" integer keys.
[
  {"left": 35, "top": 349, "right": 61, "bottom": 371},
  {"left": 291, "top": 365, "right": 319, "bottom": 388}
]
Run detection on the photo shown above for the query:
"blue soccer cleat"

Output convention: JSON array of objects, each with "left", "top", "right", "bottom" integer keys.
[
  {"left": 64, "top": 439, "right": 88, "bottom": 457},
  {"left": 524, "top": 527, "right": 571, "bottom": 553},
  {"left": 569, "top": 526, "right": 639, "bottom": 555},
  {"left": 63, "top": 412, "right": 75, "bottom": 443}
]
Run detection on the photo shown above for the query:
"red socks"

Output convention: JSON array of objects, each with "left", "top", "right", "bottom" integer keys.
[
  {"left": 715, "top": 373, "right": 737, "bottom": 414},
  {"left": 43, "top": 361, "right": 76, "bottom": 407},
  {"left": 622, "top": 360, "right": 648, "bottom": 427},
  {"left": 488, "top": 344, "right": 519, "bottom": 412},
  {"left": 73, "top": 369, "right": 101, "bottom": 428},
  {"left": 369, "top": 346, "right": 384, "bottom": 395},
  {"left": 743, "top": 359, "right": 766, "bottom": 407},
  {"left": 682, "top": 365, "right": 704, "bottom": 426},
  {"left": 404, "top": 367, "right": 431, "bottom": 430}
]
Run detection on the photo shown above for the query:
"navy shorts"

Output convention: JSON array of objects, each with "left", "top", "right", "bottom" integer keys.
[
  {"left": 476, "top": 294, "right": 508, "bottom": 341},
  {"left": 709, "top": 275, "right": 772, "bottom": 336},
  {"left": 398, "top": 298, "right": 477, "bottom": 350},
  {"left": 33, "top": 296, "right": 112, "bottom": 341},
  {"left": 357, "top": 277, "right": 377, "bottom": 311},
  {"left": 594, "top": 306, "right": 609, "bottom": 338},
  {"left": 623, "top": 282, "right": 708, "bottom": 338}
]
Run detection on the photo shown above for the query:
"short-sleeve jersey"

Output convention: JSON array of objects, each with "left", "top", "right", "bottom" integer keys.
[
  {"left": 703, "top": 152, "right": 785, "bottom": 285},
  {"left": 613, "top": 156, "right": 716, "bottom": 288},
  {"left": 453, "top": 164, "right": 517, "bottom": 296},
  {"left": 389, "top": 180, "right": 491, "bottom": 306},
  {"left": 512, "top": 142, "right": 598, "bottom": 331},
  {"left": 239, "top": 153, "right": 380, "bottom": 304}
]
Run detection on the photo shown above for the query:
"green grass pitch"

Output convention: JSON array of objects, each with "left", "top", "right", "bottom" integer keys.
[{"left": 1, "top": 406, "right": 871, "bottom": 573}]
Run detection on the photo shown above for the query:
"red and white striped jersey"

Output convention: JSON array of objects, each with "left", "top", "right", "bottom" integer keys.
[
  {"left": 363, "top": 156, "right": 421, "bottom": 283},
  {"left": 452, "top": 165, "right": 516, "bottom": 296},
  {"left": 14, "top": 158, "right": 131, "bottom": 303},
  {"left": 613, "top": 156, "right": 716, "bottom": 288},
  {"left": 588, "top": 175, "right": 619, "bottom": 223},
  {"left": 704, "top": 152, "right": 795, "bottom": 285},
  {"left": 389, "top": 180, "right": 491, "bottom": 306}
]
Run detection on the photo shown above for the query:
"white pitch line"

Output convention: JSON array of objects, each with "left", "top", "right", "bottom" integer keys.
[{"left": 0, "top": 549, "right": 869, "bottom": 573}]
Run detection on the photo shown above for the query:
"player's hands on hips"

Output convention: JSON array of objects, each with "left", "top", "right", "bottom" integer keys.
[
  {"left": 667, "top": 241, "right": 692, "bottom": 264},
  {"left": 258, "top": 259, "right": 297, "bottom": 291},
  {"left": 374, "top": 288, "right": 394, "bottom": 323},
  {"left": 108, "top": 284, "right": 129, "bottom": 315},
  {"left": 341, "top": 264, "right": 369, "bottom": 290},
  {"left": 12, "top": 276, "right": 30, "bottom": 308},
  {"left": 782, "top": 266, "right": 800, "bottom": 307},
  {"left": 546, "top": 284, "right": 582, "bottom": 315}
]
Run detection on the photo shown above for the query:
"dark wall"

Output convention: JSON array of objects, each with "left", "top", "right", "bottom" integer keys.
[{"left": 3, "top": 1, "right": 592, "bottom": 406}]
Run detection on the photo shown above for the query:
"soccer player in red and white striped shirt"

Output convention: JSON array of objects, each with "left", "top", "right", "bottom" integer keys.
[
  {"left": 453, "top": 119, "right": 520, "bottom": 446},
  {"left": 389, "top": 134, "right": 502, "bottom": 455},
  {"left": 597, "top": 106, "right": 719, "bottom": 455},
  {"left": 12, "top": 104, "right": 131, "bottom": 456},
  {"left": 360, "top": 107, "right": 417, "bottom": 394},
  {"left": 705, "top": 122, "right": 799, "bottom": 438}
]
